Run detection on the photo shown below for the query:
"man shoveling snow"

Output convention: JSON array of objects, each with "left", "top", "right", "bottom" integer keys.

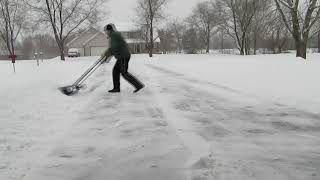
[
  {"left": 59, "top": 23, "right": 144, "bottom": 96},
  {"left": 102, "top": 23, "right": 144, "bottom": 93}
]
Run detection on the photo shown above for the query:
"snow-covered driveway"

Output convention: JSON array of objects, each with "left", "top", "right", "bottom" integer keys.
[
  {"left": 1, "top": 54, "right": 320, "bottom": 180},
  {"left": 146, "top": 61, "right": 320, "bottom": 180}
]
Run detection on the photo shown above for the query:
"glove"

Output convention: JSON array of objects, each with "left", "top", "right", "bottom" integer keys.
[
  {"left": 101, "top": 56, "right": 110, "bottom": 64},
  {"left": 100, "top": 49, "right": 112, "bottom": 64}
]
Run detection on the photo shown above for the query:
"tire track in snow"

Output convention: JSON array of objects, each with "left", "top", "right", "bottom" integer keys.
[{"left": 143, "top": 62, "right": 212, "bottom": 172}]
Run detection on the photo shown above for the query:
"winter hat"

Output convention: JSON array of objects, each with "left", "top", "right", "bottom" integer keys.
[{"left": 104, "top": 23, "right": 117, "bottom": 32}]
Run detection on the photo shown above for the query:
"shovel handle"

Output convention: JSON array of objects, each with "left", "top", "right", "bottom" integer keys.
[{"left": 72, "top": 56, "right": 110, "bottom": 86}]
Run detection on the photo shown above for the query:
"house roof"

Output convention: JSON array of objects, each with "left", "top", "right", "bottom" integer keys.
[
  {"left": 83, "top": 32, "right": 107, "bottom": 45},
  {"left": 85, "top": 33, "right": 109, "bottom": 47},
  {"left": 67, "top": 28, "right": 101, "bottom": 48}
]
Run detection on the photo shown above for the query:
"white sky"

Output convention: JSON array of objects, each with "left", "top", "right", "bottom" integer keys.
[{"left": 102, "top": 0, "right": 203, "bottom": 29}]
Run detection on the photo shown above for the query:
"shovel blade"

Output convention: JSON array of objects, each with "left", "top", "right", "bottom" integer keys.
[
  {"left": 58, "top": 85, "right": 79, "bottom": 96},
  {"left": 58, "top": 84, "right": 87, "bottom": 96}
]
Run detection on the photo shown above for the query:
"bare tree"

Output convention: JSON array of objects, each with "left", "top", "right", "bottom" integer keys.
[
  {"left": 218, "top": 27, "right": 225, "bottom": 53},
  {"left": 219, "top": 0, "right": 259, "bottom": 55},
  {"left": 19, "top": 36, "right": 34, "bottom": 58},
  {"left": 26, "top": 0, "right": 106, "bottom": 60},
  {"left": 168, "top": 19, "right": 185, "bottom": 53},
  {"left": 315, "top": 21, "right": 320, "bottom": 52},
  {"left": 190, "top": 1, "right": 222, "bottom": 53},
  {"left": 0, "top": 0, "right": 26, "bottom": 56},
  {"left": 274, "top": 0, "right": 320, "bottom": 59},
  {"left": 318, "top": 30, "right": 320, "bottom": 52},
  {"left": 136, "top": 0, "right": 169, "bottom": 57},
  {"left": 264, "top": 11, "right": 290, "bottom": 54},
  {"left": 182, "top": 27, "right": 201, "bottom": 54},
  {"left": 250, "top": 0, "right": 274, "bottom": 54},
  {"left": 158, "top": 28, "right": 175, "bottom": 53}
]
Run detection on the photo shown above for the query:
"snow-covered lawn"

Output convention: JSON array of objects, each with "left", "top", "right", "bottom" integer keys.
[{"left": 0, "top": 54, "right": 319, "bottom": 180}]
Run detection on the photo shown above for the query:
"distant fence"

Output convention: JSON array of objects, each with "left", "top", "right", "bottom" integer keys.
[
  {"left": 0, "top": 55, "right": 10, "bottom": 60},
  {"left": 164, "top": 48, "right": 319, "bottom": 55},
  {"left": 0, "top": 55, "right": 34, "bottom": 61}
]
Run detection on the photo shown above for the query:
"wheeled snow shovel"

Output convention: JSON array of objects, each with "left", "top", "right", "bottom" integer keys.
[{"left": 59, "top": 56, "right": 111, "bottom": 96}]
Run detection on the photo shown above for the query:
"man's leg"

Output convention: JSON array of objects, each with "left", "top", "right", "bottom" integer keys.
[
  {"left": 109, "top": 60, "right": 121, "bottom": 92},
  {"left": 120, "top": 57, "right": 144, "bottom": 92}
]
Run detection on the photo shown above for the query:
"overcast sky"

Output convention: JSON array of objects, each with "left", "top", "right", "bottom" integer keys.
[{"left": 102, "top": 0, "right": 203, "bottom": 29}]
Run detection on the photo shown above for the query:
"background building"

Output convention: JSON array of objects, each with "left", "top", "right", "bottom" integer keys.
[{"left": 66, "top": 27, "right": 160, "bottom": 56}]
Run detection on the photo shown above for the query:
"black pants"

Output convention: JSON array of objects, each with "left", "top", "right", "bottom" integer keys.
[{"left": 112, "top": 56, "right": 143, "bottom": 89}]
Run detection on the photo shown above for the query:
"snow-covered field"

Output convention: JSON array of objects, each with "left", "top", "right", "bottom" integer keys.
[{"left": 0, "top": 54, "right": 320, "bottom": 180}]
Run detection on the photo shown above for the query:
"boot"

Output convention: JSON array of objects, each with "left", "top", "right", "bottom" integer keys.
[
  {"left": 108, "top": 88, "right": 120, "bottom": 93},
  {"left": 133, "top": 84, "right": 144, "bottom": 93}
]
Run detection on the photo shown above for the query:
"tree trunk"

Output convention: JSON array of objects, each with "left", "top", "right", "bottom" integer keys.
[
  {"left": 295, "top": 39, "right": 307, "bottom": 59},
  {"left": 253, "top": 30, "right": 257, "bottom": 55},
  {"left": 245, "top": 37, "right": 250, "bottom": 55},
  {"left": 276, "top": 28, "right": 280, "bottom": 53},
  {"left": 206, "top": 39, "right": 210, "bottom": 53},
  {"left": 58, "top": 43, "right": 65, "bottom": 61},
  {"left": 149, "top": 22, "right": 154, "bottom": 57},
  {"left": 318, "top": 31, "right": 320, "bottom": 53},
  {"left": 240, "top": 48, "right": 244, "bottom": 55},
  {"left": 148, "top": 41, "right": 153, "bottom": 57},
  {"left": 206, "top": 29, "right": 210, "bottom": 53},
  {"left": 239, "top": 41, "right": 245, "bottom": 55},
  {"left": 278, "top": 45, "right": 282, "bottom": 54},
  {"left": 298, "top": 45, "right": 307, "bottom": 59},
  {"left": 271, "top": 32, "right": 276, "bottom": 54},
  {"left": 60, "top": 51, "right": 65, "bottom": 61},
  {"left": 221, "top": 30, "right": 224, "bottom": 54},
  {"left": 56, "top": 42, "right": 65, "bottom": 61},
  {"left": 57, "top": 40, "right": 65, "bottom": 60}
]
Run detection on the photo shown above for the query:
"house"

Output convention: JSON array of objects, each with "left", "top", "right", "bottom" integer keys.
[
  {"left": 66, "top": 27, "right": 160, "bottom": 56},
  {"left": 66, "top": 28, "right": 107, "bottom": 56}
]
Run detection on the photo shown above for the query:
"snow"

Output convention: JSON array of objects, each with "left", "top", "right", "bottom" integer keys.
[
  {"left": 0, "top": 53, "right": 320, "bottom": 180},
  {"left": 148, "top": 53, "right": 320, "bottom": 113}
]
